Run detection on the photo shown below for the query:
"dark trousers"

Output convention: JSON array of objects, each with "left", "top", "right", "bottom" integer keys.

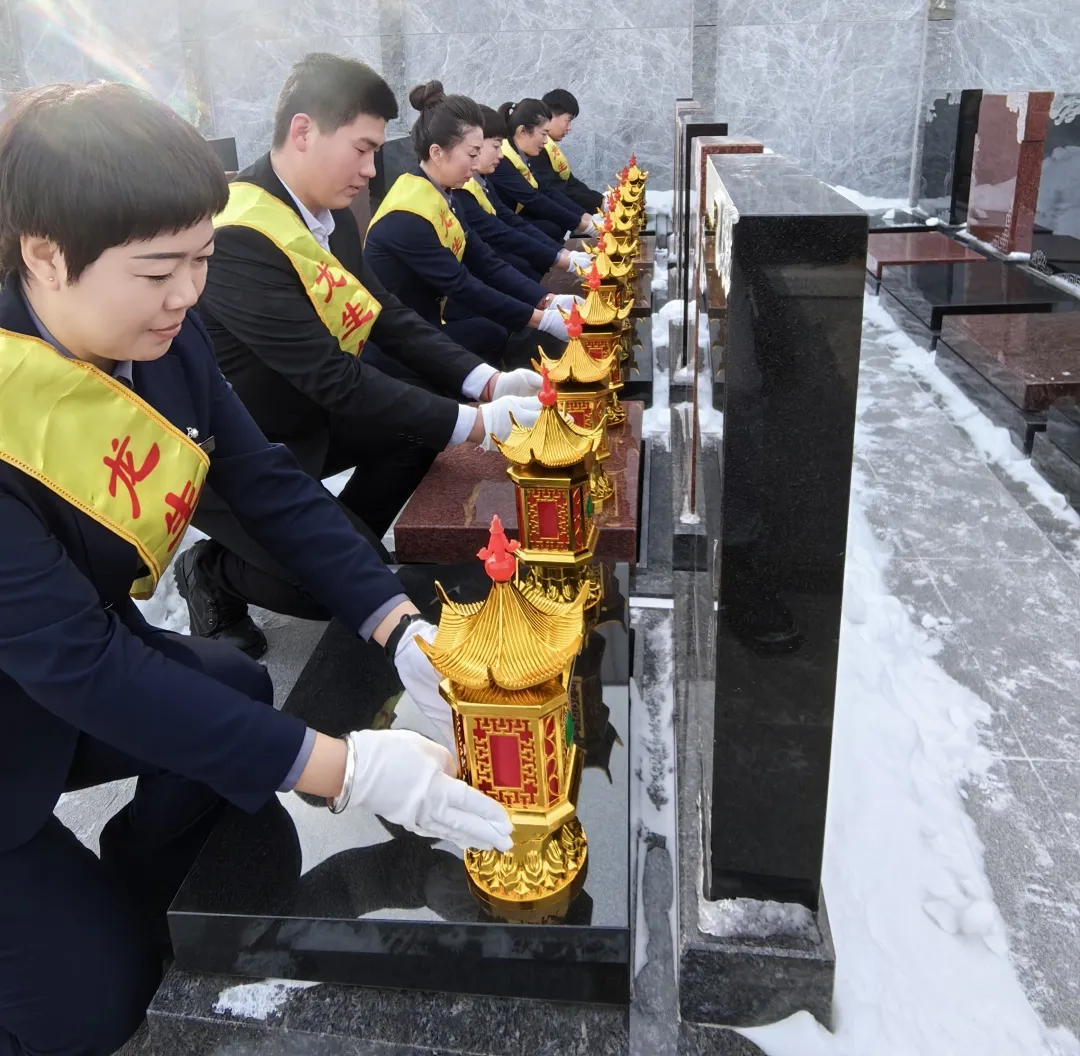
[
  {"left": 440, "top": 304, "right": 510, "bottom": 366},
  {"left": 0, "top": 627, "right": 273, "bottom": 1056},
  {"left": 194, "top": 420, "right": 435, "bottom": 621},
  {"left": 525, "top": 215, "right": 569, "bottom": 242}
]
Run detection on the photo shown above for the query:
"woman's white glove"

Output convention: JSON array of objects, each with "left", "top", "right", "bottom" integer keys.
[
  {"left": 393, "top": 621, "right": 454, "bottom": 749},
  {"left": 566, "top": 250, "right": 593, "bottom": 272},
  {"left": 537, "top": 308, "right": 570, "bottom": 342},
  {"left": 491, "top": 368, "right": 543, "bottom": 399},
  {"left": 478, "top": 395, "right": 543, "bottom": 451},
  {"left": 548, "top": 294, "right": 584, "bottom": 312},
  {"left": 344, "top": 728, "right": 513, "bottom": 852}
]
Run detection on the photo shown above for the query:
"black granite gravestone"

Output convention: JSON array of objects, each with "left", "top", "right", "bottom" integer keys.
[
  {"left": 950, "top": 89, "right": 983, "bottom": 226},
  {"left": 675, "top": 153, "right": 864, "bottom": 1029},
  {"left": 168, "top": 568, "right": 633, "bottom": 1009}
]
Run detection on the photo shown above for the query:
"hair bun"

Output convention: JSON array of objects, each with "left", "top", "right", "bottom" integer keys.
[{"left": 409, "top": 80, "right": 446, "bottom": 112}]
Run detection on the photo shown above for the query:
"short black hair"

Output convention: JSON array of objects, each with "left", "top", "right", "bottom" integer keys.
[
  {"left": 478, "top": 104, "right": 507, "bottom": 140},
  {"left": 497, "top": 98, "right": 552, "bottom": 138},
  {"left": 0, "top": 82, "right": 228, "bottom": 286},
  {"left": 542, "top": 89, "right": 580, "bottom": 118},
  {"left": 273, "top": 53, "right": 399, "bottom": 148},
  {"left": 408, "top": 80, "right": 482, "bottom": 162}
]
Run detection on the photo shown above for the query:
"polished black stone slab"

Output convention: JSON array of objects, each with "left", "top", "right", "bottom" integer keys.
[
  {"left": 914, "top": 90, "right": 981, "bottom": 225},
  {"left": 705, "top": 153, "right": 864, "bottom": 914},
  {"left": 676, "top": 116, "right": 728, "bottom": 305},
  {"left": 622, "top": 318, "right": 654, "bottom": 405},
  {"left": 1046, "top": 399, "right": 1080, "bottom": 464},
  {"left": 169, "top": 569, "right": 633, "bottom": 1006},
  {"left": 1035, "top": 95, "right": 1080, "bottom": 252},
  {"left": 1031, "top": 232, "right": 1080, "bottom": 276},
  {"left": 880, "top": 260, "right": 1080, "bottom": 335}
]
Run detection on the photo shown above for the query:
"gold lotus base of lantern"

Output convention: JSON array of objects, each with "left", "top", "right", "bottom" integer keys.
[
  {"left": 521, "top": 560, "right": 602, "bottom": 611},
  {"left": 590, "top": 460, "right": 615, "bottom": 507},
  {"left": 464, "top": 751, "right": 588, "bottom": 924},
  {"left": 607, "top": 390, "right": 628, "bottom": 427}
]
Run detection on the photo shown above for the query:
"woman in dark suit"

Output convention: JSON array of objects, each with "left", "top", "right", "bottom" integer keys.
[
  {"left": 486, "top": 98, "right": 597, "bottom": 242},
  {"left": 0, "top": 82, "right": 510, "bottom": 1056}
]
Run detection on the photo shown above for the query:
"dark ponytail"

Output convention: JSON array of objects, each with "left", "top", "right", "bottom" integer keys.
[
  {"left": 408, "top": 79, "right": 482, "bottom": 162},
  {"left": 498, "top": 98, "right": 551, "bottom": 140},
  {"left": 478, "top": 104, "right": 507, "bottom": 140}
]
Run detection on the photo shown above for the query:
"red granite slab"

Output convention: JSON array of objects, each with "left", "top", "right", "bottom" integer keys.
[
  {"left": 394, "top": 402, "right": 643, "bottom": 564},
  {"left": 968, "top": 92, "right": 1054, "bottom": 254},
  {"left": 939, "top": 313, "right": 1080, "bottom": 410},
  {"left": 866, "top": 231, "right": 985, "bottom": 280}
]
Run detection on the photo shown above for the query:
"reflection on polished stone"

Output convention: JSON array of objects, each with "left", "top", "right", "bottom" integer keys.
[
  {"left": 394, "top": 403, "right": 643, "bottom": 565},
  {"left": 866, "top": 231, "right": 984, "bottom": 280},
  {"left": 880, "top": 260, "right": 1080, "bottom": 333},
  {"left": 939, "top": 313, "right": 1080, "bottom": 411}
]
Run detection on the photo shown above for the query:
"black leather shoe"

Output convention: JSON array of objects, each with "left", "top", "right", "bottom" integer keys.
[{"left": 174, "top": 541, "right": 267, "bottom": 659}]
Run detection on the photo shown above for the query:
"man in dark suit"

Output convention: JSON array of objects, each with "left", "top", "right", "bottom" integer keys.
[
  {"left": 191, "top": 53, "right": 543, "bottom": 656},
  {"left": 534, "top": 89, "right": 606, "bottom": 214}
]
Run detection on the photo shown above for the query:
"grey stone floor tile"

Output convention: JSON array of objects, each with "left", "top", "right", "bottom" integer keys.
[
  {"left": 917, "top": 559, "right": 1080, "bottom": 763},
  {"left": 1033, "top": 761, "right": 1080, "bottom": 844},
  {"left": 966, "top": 759, "right": 1080, "bottom": 1036}
]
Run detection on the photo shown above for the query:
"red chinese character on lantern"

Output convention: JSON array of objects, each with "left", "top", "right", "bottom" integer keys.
[
  {"left": 315, "top": 262, "right": 347, "bottom": 304},
  {"left": 103, "top": 436, "right": 160, "bottom": 519},
  {"left": 341, "top": 302, "right": 374, "bottom": 342},
  {"left": 164, "top": 481, "right": 200, "bottom": 552}
]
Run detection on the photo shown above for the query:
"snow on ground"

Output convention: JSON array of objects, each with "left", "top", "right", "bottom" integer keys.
[
  {"left": 737, "top": 296, "right": 1080, "bottom": 1056},
  {"left": 645, "top": 189, "right": 674, "bottom": 218}
]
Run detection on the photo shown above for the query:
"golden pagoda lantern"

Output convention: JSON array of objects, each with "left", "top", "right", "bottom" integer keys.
[
  {"left": 626, "top": 153, "right": 648, "bottom": 188},
  {"left": 417, "top": 516, "right": 589, "bottom": 923},
  {"left": 536, "top": 305, "right": 616, "bottom": 507},
  {"left": 493, "top": 368, "right": 604, "bottom": 597}
]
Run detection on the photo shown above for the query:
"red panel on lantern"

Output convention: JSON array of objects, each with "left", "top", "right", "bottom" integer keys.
[
  {"left": 537, "top": 499, "right": 559, "bottom": 538},
  {"left": 490, "top": 734, "right": 522, "bottom": 788}
]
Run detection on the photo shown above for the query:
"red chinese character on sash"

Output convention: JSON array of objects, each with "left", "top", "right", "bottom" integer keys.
[
  {"left": 315, "top": 262, "right": 347, "bottom": 304},
  {"left": 450, "top": 236, "right": 464, "bottom": 257},
  {"left": 440, "top": 213, "right": 456, "bottom": 240},
  {"left": 103, "top": 436, "right": 160, "bottom": 519},
  {"left": 341, "top": 302, "right": 374, "bottom": 343},
  {"left": 164, "top": 481, "right": 200, "bottom": 552}
]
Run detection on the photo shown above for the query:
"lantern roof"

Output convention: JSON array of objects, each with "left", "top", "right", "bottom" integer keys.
[
  {"left": 535, "top": 307, "right": 615, "bottom": 384},
  {"left": 416, "top": 515, "right": 586, "bottom": 691},
  {"left": 494, "top": 367, "right": 603, "bottom": 467}
]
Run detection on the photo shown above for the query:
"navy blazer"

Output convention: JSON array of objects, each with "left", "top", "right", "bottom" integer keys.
[
  {"left": 457, "top": 182, "right": 561, "bottom": 276},
  {"left": 487, "top": 157, "right": 583, "bottom": 234},
  {"left": 0, "top": 283, "right": 403, "bottom": 851},
  {"left": 363, "top": 171, "right": 546, "bottom": 332},
  {"left": 529, "top": 147, "right": 605, "bottom": 215}
]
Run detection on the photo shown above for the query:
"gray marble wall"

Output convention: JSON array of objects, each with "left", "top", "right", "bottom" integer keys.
[
  {"left": 0, "top": 0, "right": 691, "bottom": 191},
  {"left": 3, "top": 0, "right": 1079, "bottom": 196}
]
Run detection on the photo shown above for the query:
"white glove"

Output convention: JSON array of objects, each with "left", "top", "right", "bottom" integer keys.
[
  {"left": 537, "top": 308, "right": 570, "bottom": 342},
  {"left": 345, "top": 728, "right": 513, "bottom": 852},
  {"left": 566, "top": 250, "right": 593, "bottom": 271},
  {"left": 491, "top": 368, "right": 542, "bottom": 399},
  {"left": 592, "top": 213, "right": 605, "bottom": 227},
  {"left": 478, "top": 394, "right": 543, "bottom": 451},
  {"left": 393, "top": 621, "right": 455, "bottom": 750},
  {"left": 548, "top": 294, "right": 584, "bottom": 311}
]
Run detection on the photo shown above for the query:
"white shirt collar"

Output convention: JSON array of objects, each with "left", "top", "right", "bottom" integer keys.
[{"left": 272, "top": 162, "right": 336, "bottom": 250}]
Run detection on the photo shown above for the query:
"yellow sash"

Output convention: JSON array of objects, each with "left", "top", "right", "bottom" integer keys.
[
  {"left": 214, "top": 182, "right": 381, "bottom": 356},
  {"left": 544, "top": 140, "right": 572, "bottom": 181},
  {"left": 462, "top": 177, "right": 497, "bottom": 215},
  {"left": 501, "top": 140, "right": 539, "bottom": 213},
  {"left": 0, "top": 328, "right": 210, "bottom": 598},
  {"left": 368, "top": 173, "right": 467, "bottom": 262}
]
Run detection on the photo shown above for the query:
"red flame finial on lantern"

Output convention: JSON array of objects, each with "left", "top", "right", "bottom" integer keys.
[
  {"left": 604, "top": 213, "right": 614, "bottom": 233},
  {"left": 620, "top": 165, "right": 629, "bottom": 183},
  {"left": 630, "top": 153, "right": 637, "bottom": 166},
  {"left": 587, "top": 262, "right": 602, "bottom": 290},
  {"left": 567, "top": 302, "right": 583, "bottom": 339},
  {"left": 538, "top": 363, "right": 558, "bottom": 408},
  {"left": 477, "top": 514, "right": 520, "bottom": 582}
]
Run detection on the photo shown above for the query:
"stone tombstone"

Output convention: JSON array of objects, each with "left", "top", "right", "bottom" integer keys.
[
  {"left": 1032, "top": 93, "right": 1080, "bottom": 275},
  {"left": 915, "top": 90, "right": 982, "bottom": 224},
  {"left": 677, "top": 153, "right": 865, "bottom": 1030},
  {"left": 950, "top": 89, "right": 984, "bottom": 226},
  {"left": 967, "top": 91, "right": 1055, "bottom": 254},
  {"left": 672, "top": 102, "right": 705, "bottom": 267},
  {"left": 684, "top": 136, "right": 764, "bottom": 374}
]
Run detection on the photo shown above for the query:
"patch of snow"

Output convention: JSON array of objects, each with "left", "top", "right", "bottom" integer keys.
[
  {"left": 831, "top": 185, "right": 910, "bottom": 213},
  {"left": 213, "top": 979, "right": 319, "bottom": 1021},
  {"left": 645, "top": 189, "right": 674, "bottom": 218},
  {"left": 699, "top": 897, "right": 818, "bottom": 940}
]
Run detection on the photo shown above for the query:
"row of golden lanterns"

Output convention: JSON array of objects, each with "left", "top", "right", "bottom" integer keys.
[{"left": 417, "top": 156, "right": 648, "bottom": 923}]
